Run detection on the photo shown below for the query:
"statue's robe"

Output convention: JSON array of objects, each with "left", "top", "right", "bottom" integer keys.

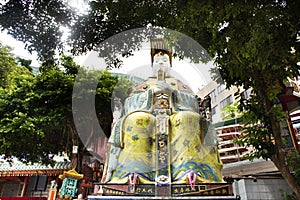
[{"left": 103, "top": 77, "right": 223, "bottom": 184}]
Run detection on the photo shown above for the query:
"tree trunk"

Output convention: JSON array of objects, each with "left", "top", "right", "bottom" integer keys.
[
  {"left": 70, "top": 125, "right": 80, "bottom": 171},
  {"left": 264, "top": 95, "right": 300, "bottom": 199},
  {"left": 252, "top": 67, "right": 300, "bottom": 199},
  {"left": 270, "top": 117, "right": 300, "bottom": 199}
]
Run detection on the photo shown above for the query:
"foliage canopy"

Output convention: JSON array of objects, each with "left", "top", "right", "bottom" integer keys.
[{"left": 0, "top": 44, "right": 133, "bottom": 166}]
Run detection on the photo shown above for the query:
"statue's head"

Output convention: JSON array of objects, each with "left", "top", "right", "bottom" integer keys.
[
  {"left": 150, "top": 38, "right": 172, "bottom": 78},
  {"left": 152, "top": 51, "right": 171, "bottom": 77}
]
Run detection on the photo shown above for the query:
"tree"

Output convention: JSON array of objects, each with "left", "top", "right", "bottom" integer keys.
[
  {"left": 16, "top": 56, "right": 32, "bottom": 72},
  {"left": 0, "top": 0, "right": 76, "bottom": 63},
  {"left": 0, "top": 50, "right": 48, "bottom": 163},
  {"left": 197, "top": 2, "right": 300, "bottom": 198},
  {"left": 0, "top": 42, "right": 15, "bottom": 87},
  {"left": 0, "top": 50, "right": 133, "bottom": 169}
]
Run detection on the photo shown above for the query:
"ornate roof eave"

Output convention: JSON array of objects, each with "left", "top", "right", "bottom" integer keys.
[
  {"left": 0, "top": 169, "right": 66, "bottom": 177},
  {"left": 0, "top": 161, "right": 72, "bottom": 177}
]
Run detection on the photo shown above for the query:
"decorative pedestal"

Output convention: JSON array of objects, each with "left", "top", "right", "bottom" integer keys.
[{"left": 89, "top": 183, "right": 239, "bottom": 200}]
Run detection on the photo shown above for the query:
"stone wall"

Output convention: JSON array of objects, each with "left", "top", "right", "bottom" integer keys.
[{"left": 233, "top": 178, "right": 293, "bottom": 200}]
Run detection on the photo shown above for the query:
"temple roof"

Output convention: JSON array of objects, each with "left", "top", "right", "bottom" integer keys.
[
  {"left": 0, "top": 161, "right": 72, "bottom": 176},
  {"left": 0, "top": 155, "right": 72, "bottom": 176}
]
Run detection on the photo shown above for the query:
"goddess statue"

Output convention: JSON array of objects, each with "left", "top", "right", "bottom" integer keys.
[{"left": 101, "top": 39, "right": 223, "bottom": 187}]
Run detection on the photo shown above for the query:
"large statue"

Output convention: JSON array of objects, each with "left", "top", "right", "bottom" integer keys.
[{"left": 101, "top": 38, "right": 223, "bottom": 187}]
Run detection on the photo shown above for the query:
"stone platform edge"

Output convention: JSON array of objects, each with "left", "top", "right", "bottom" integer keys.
[
  {"left": 88, "top": 183, "right": 240, "bottom": 199},
  {"left": 88, "top": 195, "right": 240, "bottom": 200}
]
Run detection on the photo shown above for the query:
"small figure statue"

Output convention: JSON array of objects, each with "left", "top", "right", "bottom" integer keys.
[
  {"left": 50, "top": 180, "right": 57, "bottom": 189},
  {"left": 112, "top": 97, "right": 123, "bottom": 126}
]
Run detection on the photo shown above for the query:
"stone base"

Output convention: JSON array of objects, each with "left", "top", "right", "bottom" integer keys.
[
  {"left": 88, "top": 195, "right": 239, "bottom": 200},
  {"left": 90, "top": 183, "right": 238, "bottom": 199}
]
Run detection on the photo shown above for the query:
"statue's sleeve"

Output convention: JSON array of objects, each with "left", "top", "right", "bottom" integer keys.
[
  {"left": 124, "top": 89, "right": 153, "bottom": 114},
  {"left": 172, "top": 91, "right": 199, "bottom": 112}
]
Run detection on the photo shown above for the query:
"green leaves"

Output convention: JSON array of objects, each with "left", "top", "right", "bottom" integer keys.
[
  {"left": 0, "top": 43, "right": 15, "bottom": 88},
  {"left": 0, "top": 0, "right": 76, "bottom": 62},
  {"left": 0, "top": 52, "right": 134, "bottom": 164},
  {"left": 286, "top": 150, "right": 300, "bottom": 186},
  {"left": 221, "top": 102, "right": 242, "bottom": 120}
]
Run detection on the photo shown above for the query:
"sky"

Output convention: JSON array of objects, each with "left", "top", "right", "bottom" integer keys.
[{"left": 0, "top": 31, "right": 40, "bottom": 67}]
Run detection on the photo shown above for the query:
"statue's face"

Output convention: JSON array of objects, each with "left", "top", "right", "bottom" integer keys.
[
  {"left": 153, "top": 54, "right": 170, "bottom": 76},
  {"left": 154, "top": 54, "right": 170, "bottom": 67}
]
